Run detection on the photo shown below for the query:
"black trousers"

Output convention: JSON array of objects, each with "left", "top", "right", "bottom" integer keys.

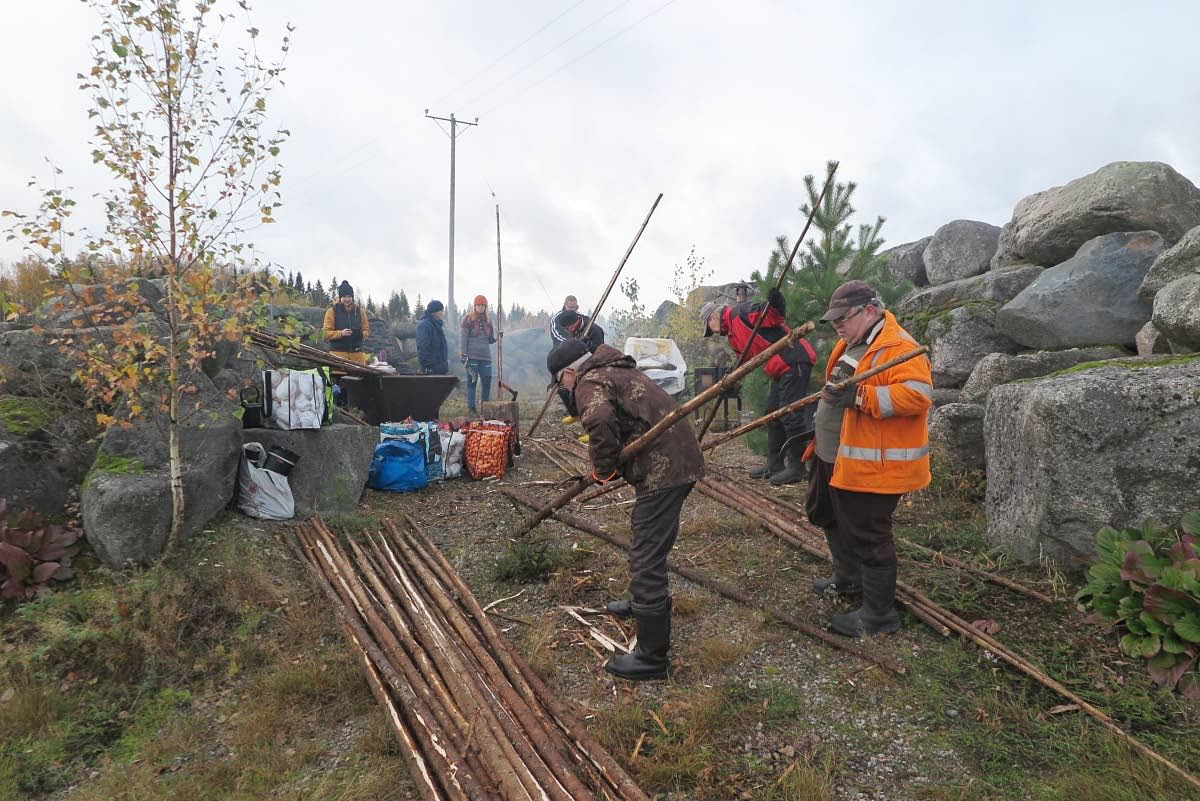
[
  {"left": 629, "top": 483, "right": 694, "bottom": 605},
  {"left": 805, "top": 458, "right": 901, "bottom": 566},
  {"left": 766, "top": 367, "right": 814, "bottom": 444}
]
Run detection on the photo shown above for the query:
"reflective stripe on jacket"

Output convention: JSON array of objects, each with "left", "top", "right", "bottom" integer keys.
[{"left": 809, "top": 310, "right": 933, "bottom": 494}]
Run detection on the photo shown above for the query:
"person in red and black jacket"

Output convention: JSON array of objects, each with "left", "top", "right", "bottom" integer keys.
[{"left": 701, "top": 287, "right": 817, "bottom": 484}]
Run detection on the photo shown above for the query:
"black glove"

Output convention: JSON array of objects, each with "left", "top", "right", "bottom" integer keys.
[
  {"left": 821, "top": 382, "right": 857, "bottom": 409},
  {"left": 767, "top": 287, "right": 786, "bottom": 314}
]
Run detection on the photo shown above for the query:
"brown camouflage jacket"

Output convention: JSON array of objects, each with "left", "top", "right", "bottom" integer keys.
[{"left": 571, "top": 345, "right": 704, "bottom": 494}]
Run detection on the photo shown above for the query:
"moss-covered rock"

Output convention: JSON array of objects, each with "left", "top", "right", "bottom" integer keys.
[{"left": 0, "top": 395, "right": 54, "bottom": 436}]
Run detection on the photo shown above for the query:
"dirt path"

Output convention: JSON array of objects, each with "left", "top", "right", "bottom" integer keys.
[{"left": 356, "top": 412, "right": 1200, "bottom": 800}]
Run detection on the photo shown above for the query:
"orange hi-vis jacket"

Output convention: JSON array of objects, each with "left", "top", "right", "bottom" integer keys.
[{"left": 804, "top": 311, "right": 933, "bottom": 494}]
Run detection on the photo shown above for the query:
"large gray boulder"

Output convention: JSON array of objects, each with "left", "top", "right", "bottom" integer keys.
[
  {"left": 81, "top": 461, "right": 235, "bottom": 566},
  {"left": 923, "top": 220, "right": 1000, "bottom": 285},
  {"left": 896, "top": 265, "right": 1043, "bottom": 319},
  {"left": 924, "top": 304, "right": 1021, "bottom": 388},
  {"left": 0, "top": 328, "right": 78, "bottom": 395},
  {"left": 1151, "top": 274, "right": 1200, "bottom": 352},
  {"left": 929, "top": 403, "right": 985, "bottom": 473},
  {"left": 37, "top": 280, "right": 165, "bottom": 328},
  {"left": 959, "top": 346, "right": 1126, "bottom": 403},
  {"left": 242, "top": 424, "right": 378, "bottom": 516},
  {"left": 82, "top": 373, "right": 242, "bottom": 565},
  {"left": 984, "top": 355, "right": 1200, "bottom": 565},
  {"left": 995, "top": 231, "right": 1164, "bottom": 349},
  {"left": 883, "top": 237, "right": 931, "bottom": 287},
  {"left": 1138, "top": 224, "right": 1200, "bottom": 301},
  {"left": 0, "top": 395, "right": 98, "bottom": 516},
  {"left": 992, "top": 162, "right": 1200, "bottom": 269},
  {"left": 1135, "top": 321, "right": 1172, "bottom": 356}
]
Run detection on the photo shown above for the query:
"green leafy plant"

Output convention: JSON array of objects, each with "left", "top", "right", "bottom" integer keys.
[
  {"left": 1076, "top": 513, "right": 1200, "bottom": 698},
  {"left": 0, "top": 499, "right": 81, "bottom": 601}
]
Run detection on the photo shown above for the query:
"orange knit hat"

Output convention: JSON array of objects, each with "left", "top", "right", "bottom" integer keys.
[{"left": 473, "top": 294, "right": 488, "bottom": 307}]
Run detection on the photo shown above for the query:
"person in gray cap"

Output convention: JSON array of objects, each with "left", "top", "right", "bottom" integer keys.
[
  {"left": 803, "top": 280, "right": 933, "bottom": 638},
  {"left": 701, "top": 287, "right": 816, "bottom": 483}
]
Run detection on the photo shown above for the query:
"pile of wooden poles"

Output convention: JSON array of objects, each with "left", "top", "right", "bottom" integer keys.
[
  {"left": 248, "top": 329, "right": 388, "bottom": 376},
  {"left": 288, "top": 516, "right": 650, "bottom": 801}
]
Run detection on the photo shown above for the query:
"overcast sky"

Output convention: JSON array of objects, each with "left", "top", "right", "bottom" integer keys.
[{"left": 2, "top": 0, "right": 1198, "bottom": 317}]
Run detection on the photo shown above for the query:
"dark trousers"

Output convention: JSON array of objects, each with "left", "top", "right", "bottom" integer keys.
[
  {"left": 805, "top": 458, "right": 901, "bottom": 566},
  {"left": 466, "top": 359, "right": 492, "bottom": 410},
  {"left": 766, "top": 368, "right": 814, "bottom": 445},
  {"left": 629, "top": 483, "right": 694, "bottom": 605}
]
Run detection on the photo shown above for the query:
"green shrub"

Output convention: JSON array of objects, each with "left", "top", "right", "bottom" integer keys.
[
  {"left": 493, "top": 541, "right": 566, "bottom": 584},
  {"left": 1076, "top": 513, "right": 1200, "bottom": 698}
]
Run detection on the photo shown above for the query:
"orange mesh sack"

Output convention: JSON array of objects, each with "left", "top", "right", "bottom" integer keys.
[{"left": 464, "top": 420, "right": 514, "bottom": 479}]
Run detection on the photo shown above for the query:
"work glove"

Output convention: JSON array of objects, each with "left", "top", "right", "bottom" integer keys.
[
  {"left": 821, "top": 382, "right": 857, "bottom": 409},
  {"left": 767, "top": 287, "right": 786, "bottom": 314}
]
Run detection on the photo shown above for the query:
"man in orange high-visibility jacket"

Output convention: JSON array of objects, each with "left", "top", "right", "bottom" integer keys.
[{"left": 803, "top": 280, "right": 932, "bottom": 638}]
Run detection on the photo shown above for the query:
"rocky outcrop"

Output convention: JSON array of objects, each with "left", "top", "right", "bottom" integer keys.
[
  {"left": 1138, "top": 224, "right": 1200, "bottom": 301},
  {"left": 882, "top": 237, "right": 931, "bottom": 287},
  {"left": 81, "top": 373, "right": 242, "bottom": 565},
  {"left": 984, "top": 355, "right": 1200, "bottom": 565},
  {"left": 929, "top": 403, "right": 985, "bottom": 473},
  {"left": 0, "top": 328, "right": 78, "bottom": 396},
  {"left": 995, "top": 231, "right": 1164, "bottom": 349},
  {"left": 924, "top": 304, "right": 1021, "bottom": 388},
  {"left": 959, "top": 346, "right": 1126, "bottom": 404},
  {"left": 0, "top": 395, "right": 98, "bottom": 516},
  {"left": 895, "top": 265, "right": 1042, "bottom": 319},
  {"left": 1151, "top": 274, "right": 1200, "bottom": 353},
  {"left": 991, "top": 161, "right": 1200, "bottom": 269},
  {"left": 1135, "top": 321, "right": 1173, "bottom": 356},
  {"left": 38, "top": 279, "right": 165, "bottom": 328},
  {"left": 923, "top": 220, "right": 1000, "bottom": 285},
  {"left": 242, "top": 424, "right": 378, "bottom": 516}
]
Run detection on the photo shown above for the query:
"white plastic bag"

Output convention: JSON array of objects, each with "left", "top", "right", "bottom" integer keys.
[
  {"left": 440, "top": 429, "right": 466, "bottom": 479},
  {"left": 237, "top": 443, "right": 295, "bottom": 520},
  {"left": 623, "top": 337, "right": 687, "bottom": 396},
  {"left": 263, "top": 369, "right": 326, "bottom": 430}
]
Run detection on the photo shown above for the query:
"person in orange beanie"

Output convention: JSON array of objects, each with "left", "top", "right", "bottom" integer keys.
[{"left": 460, "top": 294, "right": 498, "bottom": 414}]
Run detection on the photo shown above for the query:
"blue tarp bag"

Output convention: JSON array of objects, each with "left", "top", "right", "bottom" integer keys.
[{"left": 367, "top": 439, "right": 428, "bottom": 493}]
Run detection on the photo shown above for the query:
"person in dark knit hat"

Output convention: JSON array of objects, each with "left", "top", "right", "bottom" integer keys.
[
  {"left": 416, "top": 299, "right": 449, "bottom": 374},
  {"left": 322, "top": 280, "right": 371, "bottom": 365},
  {"left": 546, "top": 338, "right": 703, "bottom": 682}
]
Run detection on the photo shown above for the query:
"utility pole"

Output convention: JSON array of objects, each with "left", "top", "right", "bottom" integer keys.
[{"left": 425, "top": 110, "right": 478, "bottom": 320}]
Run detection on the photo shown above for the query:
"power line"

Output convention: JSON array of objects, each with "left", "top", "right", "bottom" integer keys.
[
  {"left": 480, "top": 0, "right": 681, "bottom": 117},
  {"left": 427, "top": 0, "right": 589, "bottom": 109},
  {"left": 458, "top": 0, "right": 633, "bottom": 110}
]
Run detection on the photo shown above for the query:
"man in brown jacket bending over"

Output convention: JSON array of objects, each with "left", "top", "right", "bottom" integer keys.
[{"left": 547, "top": 339, "right": 704, "bottom": 681}]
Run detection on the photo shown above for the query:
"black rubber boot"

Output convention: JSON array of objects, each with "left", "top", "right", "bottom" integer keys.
[
  {"left": 750, "top": 427, "right": 785, "bottom": 479},
  {"left": 605, "top": 598, "right": 671, "bottom": 681},
  {"left": 812, "top": 528, "right": 862, "bottom": 596},
  {"left": 605, "top": 598, "right": 632, "bottom": 619},
  {"left": 769, "top": 438, "right": 808, "bottom": 485},
  {"left": 831, "top": 562, "right": 901, "bottom": 638}
]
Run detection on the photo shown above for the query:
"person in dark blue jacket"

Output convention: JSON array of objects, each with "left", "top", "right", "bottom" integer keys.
[{"left": 416, "top": 300, "right": 449, "bottom": 374}]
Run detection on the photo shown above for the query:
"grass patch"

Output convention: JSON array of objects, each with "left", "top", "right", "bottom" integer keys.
[
  {"left": 0, "top": 516, "right": 409, "bottom": 800},
  {"left": 763, "top": 752, "right": 837, "bottom": 801}
]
